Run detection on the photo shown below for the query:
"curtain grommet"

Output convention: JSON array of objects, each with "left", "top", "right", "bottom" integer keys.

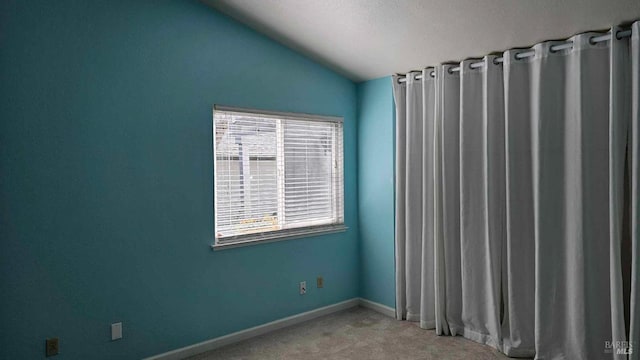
[{"left": 549, "top": 41, "right": 572, "bottom": 54}]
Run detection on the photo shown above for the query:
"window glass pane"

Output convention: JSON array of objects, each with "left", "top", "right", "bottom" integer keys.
[
  {"left": 284, "top": 120, "right": 334, "bottom": 224},
  {"left": 215, "top": 114, "right": 278, "bottom": 237}
]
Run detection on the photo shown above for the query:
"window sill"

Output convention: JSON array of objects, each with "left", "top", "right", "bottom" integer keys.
[{"left": 211, "top": 224, "right": 348, "bottom": 251}]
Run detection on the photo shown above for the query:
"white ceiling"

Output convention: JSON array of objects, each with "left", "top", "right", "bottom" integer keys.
[{"left": 204, "top": 0, "right": 640, "bottom": 82}]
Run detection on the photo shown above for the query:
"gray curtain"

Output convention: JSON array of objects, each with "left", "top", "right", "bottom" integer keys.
[{"left": 394, "top": 21, "right": 639, "bottom": 359}]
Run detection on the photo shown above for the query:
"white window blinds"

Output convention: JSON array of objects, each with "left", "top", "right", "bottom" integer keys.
[{"left": 213, "top": 106, "right": 345, "bottom": 247}]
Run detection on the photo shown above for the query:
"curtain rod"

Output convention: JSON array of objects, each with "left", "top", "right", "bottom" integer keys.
[{"left": 397, "top": 29, "right": 633, "bottom": 82}]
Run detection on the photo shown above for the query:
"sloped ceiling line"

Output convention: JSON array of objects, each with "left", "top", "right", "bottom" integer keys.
[{"left": 204, "top": 0, "right": 640, "bottom": 82}]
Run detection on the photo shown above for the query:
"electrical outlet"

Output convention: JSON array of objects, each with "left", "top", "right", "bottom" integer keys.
[
  {"left": 317, "top": 276, "right": 324, "bottom": 288},
  {"left": 299, "top": 281, "right": 307, "bottom": 295},
  {"left": 111, "top": 322, "right": 123, "bottom": 341},
  {"left": 45, "top": 338, "right": 59, "bottom": 357}
]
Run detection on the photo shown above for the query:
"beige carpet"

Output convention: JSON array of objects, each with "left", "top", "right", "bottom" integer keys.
[{"left": 187, "top": 306, "right": 515, "bottom": 360}]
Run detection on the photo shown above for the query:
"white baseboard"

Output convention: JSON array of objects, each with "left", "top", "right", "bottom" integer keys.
[
  {"left": 144, "top": 297, "right": 395, "bottom": 360},
  {"left": 144, "top": 298, "right": 360, "bottom": 360},
  {"left": 358, "top": 298, "right": 396, "bottom": 318}
]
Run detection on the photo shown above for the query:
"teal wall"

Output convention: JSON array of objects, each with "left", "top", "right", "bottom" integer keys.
[
  {"left": 356, "top": 77, "right": 396, "bottom": 308},
  {"left": 0, "top": 1, "right": 359, "bottom": 359}
]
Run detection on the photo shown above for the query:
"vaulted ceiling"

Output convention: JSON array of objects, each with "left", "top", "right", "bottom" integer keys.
[{"left": 204, "top": 0, "right": 640, "bottom": 82}]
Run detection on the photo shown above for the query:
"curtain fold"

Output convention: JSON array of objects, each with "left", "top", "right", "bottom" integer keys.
[
  {"left": 392, "top": 74, "right": 406, "bottom": 321},
  {"left": 503, "top": 46, "right": 536, "bottom": 357},
  {"left": 434, "top": 64, "right": 462, "bottom": 336},
  {"left": 630, "top": 21, "right": 640, "bottom": 360},
  {"left": 420, "top": 70, "right": 437, "bottom": 329},
  {"left": 458, "top": 56, "right": 504, "bottom": 349},
  {"left": 394, "top": 21, "right": 639, "bottom": 359},
  {"left": 406, "top": 73, "right": 424, "bottom": 326},
  {"left": 608, "top": 24, "right": 630, "bottom": 360}
]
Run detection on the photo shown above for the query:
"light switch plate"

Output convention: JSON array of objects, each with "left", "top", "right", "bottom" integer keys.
[{"left": 111, "top": 322, "right": 122, "bottom": 341}]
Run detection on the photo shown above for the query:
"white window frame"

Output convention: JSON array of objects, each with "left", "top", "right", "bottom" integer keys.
[{"left": 212, "top": 105, "right": 346, "bottom": 249}]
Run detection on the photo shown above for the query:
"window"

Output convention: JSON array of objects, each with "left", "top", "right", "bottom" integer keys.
[{"left": 213, "top": 106, "right": 345, "bottom": 248}]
